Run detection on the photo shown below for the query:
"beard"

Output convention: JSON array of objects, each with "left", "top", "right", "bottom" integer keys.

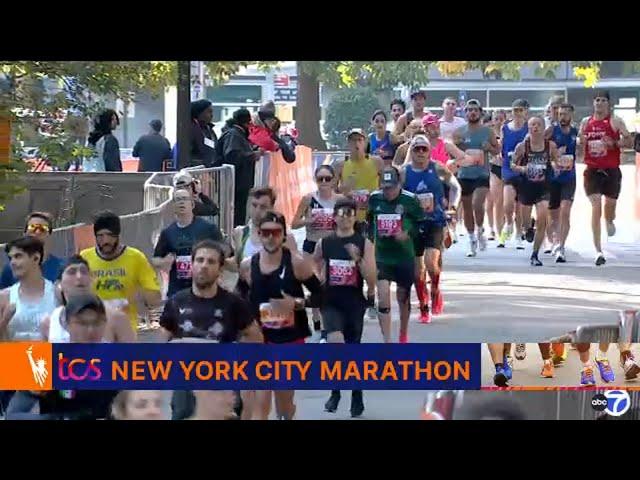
[
  {"left": 195, "top": 278, "right": 216, "bottom": 290},
  {"left": 263, "top": 243, "right": 282, "bottom": 254}
]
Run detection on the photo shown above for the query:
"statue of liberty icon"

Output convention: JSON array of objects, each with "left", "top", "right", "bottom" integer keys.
[{"left": 26, "top": 345, "right": 48, "bottom": 387}]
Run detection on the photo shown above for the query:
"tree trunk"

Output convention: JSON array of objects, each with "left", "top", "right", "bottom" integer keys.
[
  {"left": 177, "top": 61, "right": 191, "bottom": 169},
  {"left": 296, "top": 63, "right": 326, "bottom": 150}
]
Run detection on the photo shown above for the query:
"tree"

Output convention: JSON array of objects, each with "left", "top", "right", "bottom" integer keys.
[
  {"left": 323, "top": 88, "right": 381, "bottom": 149},
  {"left": 295, "top": 61, "right": 606, "bottom": 149}
]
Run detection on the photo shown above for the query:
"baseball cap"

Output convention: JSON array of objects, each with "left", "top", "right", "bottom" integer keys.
[
  {"left": 422, "top": 113, "right": 440, "bottom": 127},
  {"left": 465, "top": 99, "right": 483, "bottom": 110},
  {"left": 380, "top": 167, "right": 401, "bottom": 188},
  {"left": 411, "top": 135, "right": 430, "bottom": 148},
  {"left": 410, "top": 90, "right": 427, "bottom": 100},
  {"left": 65, "top": 294, "right": 106, "bottom": 318},
  {"left": 347, "top": 128, "right": 367, "bottom": 140},
  {"left": 512, "top": 98, "right": 530, "bottom": 109},
  {"left": 173, "top": 170, "right": 194, "bottom": 187}
]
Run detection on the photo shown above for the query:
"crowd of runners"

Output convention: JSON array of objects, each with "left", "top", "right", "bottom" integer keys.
[{"left": 0, "top": 87, "right": 636, "bottom": 419}]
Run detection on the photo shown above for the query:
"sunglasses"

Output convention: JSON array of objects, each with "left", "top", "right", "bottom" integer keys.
[
  {"left": 316, "top": 176, "right": 334, "bottom": 183},
  {"left": 259, "top": 228, "right": 283, "bottom": 239},
  {"left": 26, "top": 223, "right": 50, "bottom": 234},
  {"left": 414, "top": 146, "right": 429, "bottom": 152},
  {"left": 335, "top": 208, "right": 356, "bottom": 218}
]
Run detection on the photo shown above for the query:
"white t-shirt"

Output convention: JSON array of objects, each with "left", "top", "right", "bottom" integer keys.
[{"left": 440, "top": 116, "right": 467, "bottom": 140}]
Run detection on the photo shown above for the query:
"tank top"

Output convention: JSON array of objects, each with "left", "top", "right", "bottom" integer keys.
[
  {"left": 583, "top": 115, "right": 621, "bottom": 169},
  {"left": 305, "top": 193, "right": 337, "bottom": 242},
  {"left": 342, "top": 156, "right": 379, "bottom": 222},
  {"left": 322, "top": 233, "right": 366, "bottom": 305},
  {"left": 368, "top": 131, "right": 396, "bottom": 160},
  {"left": 550, "top": 125, "right": 578, "bottom": 183},
  {"left": 7, "top": 280, "right": 57, "bottom": 341},
  {"left": 249, "top": 248, "right": 310, "bottom": 343},
  {"left": 48, "top": 306, "right": 70, "bottom": 343},
  {"left": 501, "top": 122, "right": 529, "bottom": 181},
  {"left": 520, "top": 139, "right": 552, "bottom": 184},
  {"left": 457, "top": 125, "right": 491, "bottom": 180},
  {"left": 430, "top": 138, "right": 449, "bottom": 165},
  {"left": 403, "top": 162, "right": 446, "bottom": 226},
  {"left": 238, "top": 226, "right": 262, "bottom": 263}
]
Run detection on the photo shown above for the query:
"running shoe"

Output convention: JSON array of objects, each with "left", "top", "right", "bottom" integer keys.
[
  {"left": 555, "top": 248, "right": 567, "bottom": 263},
  {"left": 595, "top": 253, "right": 606, "bottom": 266},
  {"left": 324, "top": 391, "right": 341, "bottom": 413},
  {"left": 466, "top": 238, "right": 478, "bottom": 257},
  {"left": 431, "top": 290, "right": 444, "bottom": 315},
  {"left": 497, "top": 227, "right": 508, "bottom": 247},
  {"left": 350, "top": 390, "right": 364, "bottom": 418},
  {"left": 551, "top": 243, "right": 561, "bottom": 256},
  {"left": 419, "top": 306, "right": 432, "bottom": 324},
  {"left": 399, "top": 333, "right": 409, "bottom": 343},
  {"left": 551, "top": 343, "right": 567, "bottom": 365},
  {"left": 580, "top": 366, "right": 596, "bottom": 386},
  {"left": 622, "top": 354, "right": 640, "bottom": 380},
  {"left": 595, "top": 358, "right": 615, "bottom": 383},
  {"left": 541, "top": 360, "right": 554, "bottom": 378},
  {"left": 503, "top": 355, "right": 513, "bottom": 380},
  {"left": 494, "top": 365, "right": 508, "bottom": 387},
  {"left": 478, "top": 233, "right": 487, "bottom": 251},
  {"left": 525, "top": 227, "right": 535, "bottom": 243},
  {"left": 606, "top": 220, "right": 616, "bottom": 237},
  {"left": 488, "top": 231, "right": 496, "bottom": 241},
  {"left": 313, "top": 319, "right": 321, "bottom": 331},
  {"left": 366, "top": 306, "right": 377, "bottom": 320},
  {"left": 530, "top": 252, "right": 543, "bottom": 266},
  {"left": 516, "top": 236, "right": 525, "bottom": 250},
  {"left": 514, "top": 343, "right": 527, "bottom": 360}
]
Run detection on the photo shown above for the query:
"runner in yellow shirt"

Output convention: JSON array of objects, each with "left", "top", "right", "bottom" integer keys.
[{"left": 80, "top": 211, "right": 162, "bottom": 334}]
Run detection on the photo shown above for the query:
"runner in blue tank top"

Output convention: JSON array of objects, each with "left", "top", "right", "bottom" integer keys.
[
  {"left": 452, "top": 99, "right": 500, "bottom": 258},
  {"left": 499, "top": 98, "right": 530, "bottom": 249},
  {"left": 400, "top": 135, "right": 461, "bottom": 324},
  {"left": 369, "top": 110, "right": 396, "bottom": 166},
  {"left": 545, "top": 103, "right": 578, "bottom": 263}
]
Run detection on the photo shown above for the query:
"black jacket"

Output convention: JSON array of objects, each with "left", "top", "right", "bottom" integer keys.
[
  {"left": 190, "top": 120, "right": 218, "bottom": 167},
  {"left": 217, "top": 125, "right": 257, "bottom": 192}
]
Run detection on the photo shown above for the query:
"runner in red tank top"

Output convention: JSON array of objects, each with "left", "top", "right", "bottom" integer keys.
[{"left": 578, "top": 90, "right": 633, "bottom": 266}]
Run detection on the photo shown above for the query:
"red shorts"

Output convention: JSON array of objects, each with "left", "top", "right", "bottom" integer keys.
[{"left": 265, "top": 338, "right": 306, "bottom": 345}]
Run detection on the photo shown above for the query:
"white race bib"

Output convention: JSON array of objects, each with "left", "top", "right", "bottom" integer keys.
[
  {"left": 376, "top": 213, "right": 402, "bottom": 237},
  {"left": 328, "top": 259, "right": 358, "bottom": 287},
  {"left": 176, "top": 255, "right": 193, "bottom": 280},
  {"left": 259, "top": 303, "right": 294, "bottom": 330},
  {"left": 310, "top": 208, "right": 335, "bottom": 231},
  {"left": 417, "top": 193, "right": 434, "bottom": 213}
]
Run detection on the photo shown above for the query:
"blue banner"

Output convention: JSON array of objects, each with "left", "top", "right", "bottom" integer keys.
[{"left": 52, "top": 343, "right": 481, "bottom": 390}]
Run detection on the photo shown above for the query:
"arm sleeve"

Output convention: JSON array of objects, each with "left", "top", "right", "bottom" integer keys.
[{"left": 159, "top": 297, "right": 178, "bottom": 334}]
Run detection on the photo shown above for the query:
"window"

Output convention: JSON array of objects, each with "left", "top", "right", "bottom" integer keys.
[
  {"left": 426, "top": 90, "right": 487, "bottom": 108},
  {"left": 205, "top": 85, "right": 262, "bottom": 104},
  {"left": 488, "top": 90, "right": 565, "bottom": 109}
]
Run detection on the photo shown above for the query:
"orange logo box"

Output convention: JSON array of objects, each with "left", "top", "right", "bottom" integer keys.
[{"left": 0, "top": 342, "right": 53, "bottom": 391}]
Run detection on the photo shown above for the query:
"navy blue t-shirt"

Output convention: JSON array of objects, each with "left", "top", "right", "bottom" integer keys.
[
  {"left": 0, "top": 254, "right": 63, "bottom": 289},
  {"left": 153, "top": 218, "right": 223, "bottom": 296}
]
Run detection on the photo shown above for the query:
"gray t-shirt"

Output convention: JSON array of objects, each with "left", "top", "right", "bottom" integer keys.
[{"left": 133, "top": 133, "right": 172, "bottom": 172}]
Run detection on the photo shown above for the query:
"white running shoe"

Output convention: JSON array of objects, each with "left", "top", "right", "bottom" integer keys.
[
  {"left": 551, "top": 243, "right": 561, "bottom": 256},
  {"left": 366, "top": 307, "right": 377, "bottom": 320},
  {"left": 516, "top": 236, "right": 525, "bottom": 250},
  {"left": 466, "top": 238, "right": 478, "bottom": 257},
  {"left": 478, "top": 234, "right": 487, "bottom": 251},
  {"left": 555, "top": 248, "right": 567, "bottom": 263},
  {"left": 514, "top": 343, "right": 527, "bottom": 361},
  {"left": 595, "top": 252, "right": 606, "bottom": 266},
  {"left": 606, "top": 221, "right": 616, "bottom": 237}
]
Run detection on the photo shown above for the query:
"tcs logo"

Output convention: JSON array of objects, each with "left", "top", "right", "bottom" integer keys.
[
  {"left": 57, "top": 353, "right": 102, "bottom": 381},
  {"left": 591, "top": 390, "right": 631, "bottom": 417}
]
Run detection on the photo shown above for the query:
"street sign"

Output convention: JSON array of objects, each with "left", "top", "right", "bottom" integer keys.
[
  {"left": 274, "top": 87, "right": 297, "bottom": 102},
  {"left": 274, "top": 74, "right": 290, "bottom": 87}
]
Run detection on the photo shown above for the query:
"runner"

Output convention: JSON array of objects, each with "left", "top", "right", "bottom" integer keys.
[
  {"left": 80, "top": 210, "right": 162, "bottom": 333},
  {"left": 511, "top": 116, "right": 560, "bottom": 266},
  {"left": 0, "top": 237, "right": 58, "bottom": 340},
  {"left": 367, "top": 167, "right": 423, "bottom": 343},
  {"left": 239, "top": 211, "right": 323, "bottom": 420},
  {"left": 400, "top": 135, "right": 461, "bottom": 323},
  {"left": 575, "top": 343, "right": 640, "bottom": 384},
  {"left": 159, "top": 240, "right": 264, "bottom": 420},
  {"left": 0, "top": 211, "right": 63, "bottom": 289},
  {"left": 111, "top": 391, "right": 171, "bottom": 420},
  {"left": 335, "top": 129, "right": 384, "bottom": 233},
  {"left": 152, "top": 188, "right": 223, "bottom": 299},
  {"left": 368, "top": 110, "right": 397, "bottom": 166},
  {"left": 393, "top": 90, "right": 428, "bottom": 140},
  {"left": 578, "top": 90, "right": 633, "bottom": 266},
  {"left": 452, "top": 99, "right": 500, "bottom": 257},
  {"left": 313, "top": 197, "right": 376, "bottom": 417},
  {"left": 487, "top": 343, "right": 513, "bottom": 387},
  {"left": 392, "top": 119, "right": 424, "bottom": 166},
  {"left": 544, "top": 94, "right": 564, "bottom": 129},
  {"left": 546, "top": 103, "right": 578, "bottom": 263},
  {"left": 538, "top": 343, "right": 555, "bottom": 378},
  {"left": 390, "top": 98, "right": 406, "bottom": 127},
  {"left": 291, "top": 165, "right": 343, "bottom": 337},
  {"left": 499, "top": 99, "right": 530, "bottom": 249},
  {"left": 439, "top": 97, "right": 467, "bottom": 141},
  {"left": 228, "top": 187, "right": 298, "bottom": 273},
  {"left": 486, "top": 111, "right": 506, "bottom": 241},
  {"left": 41, "top": 255, "right": 135, "bottom": 343}
]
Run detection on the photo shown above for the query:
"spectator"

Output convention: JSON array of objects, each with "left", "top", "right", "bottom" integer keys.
[
  {"left": 172, "top": 170, "right": 219, "bottom": 219},
  {"left": 84, "top": 109, "right": 122, "bottom": 172},
  {"left": 133, "top": 119, "right": 172, "bottom": 172},
  {"left": 248, "top": 101, "right": 296, "bottom": 164},
  {"left": 0, "top": 211, "right": 63, "bottom": 289},
  {"left": 216, "top": 108, "right": 262, "bottom": 227},
  {"left": 111, "top": 390, "right": 171, "bottom": 420},
  {"left": 190, "top": 99, "right": 218, "bottom": 167}
]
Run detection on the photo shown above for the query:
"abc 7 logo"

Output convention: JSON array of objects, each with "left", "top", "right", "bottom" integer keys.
[{"left": 591, "top": 390, "right": 631, "bottom": 417}]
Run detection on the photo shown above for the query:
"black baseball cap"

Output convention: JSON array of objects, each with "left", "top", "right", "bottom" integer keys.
[
  {"left": 410, "top": 90, "right": 427, "bottom": 100},
  {"left": 380, "top": 167, "right": 401, "bottom": 188},
  {"left": 65, "top": 294, "right": 106, "bottom": 317},
  {"left": 593, "top": 90, "right": 610, "bottom": 101},
  {"left": 465, "top": 99, "right": 483, "bottom": 110},
  {"left": 512, "top": 98, "right": 530, "bottom": 109}
]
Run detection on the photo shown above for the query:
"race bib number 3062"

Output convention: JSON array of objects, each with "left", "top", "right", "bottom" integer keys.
[{"left": 329, "top": 259, "right": 358, "bottom": 287}]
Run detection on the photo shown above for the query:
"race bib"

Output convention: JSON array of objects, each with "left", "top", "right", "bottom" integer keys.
[
  {"left": 311, "top": 208, "right": 335, "bottom": 231},
  {"left": 103, "top": 298, "right": 130, "bottom": 313},
  {"left": 558, "top": 155, "right": 574, "bottom": 171},
  {"left": 352, "top": 190, "right": 370, "bottom": 209},
  {"left": 417, "top": 193, "right": 434, "bottom": 213},
  {"left": 588, "top": 139, "right": 606, "bottom": 157},
  {"left": 259, "top": 303, "right": 294, "bottom": 330},
  {"left": 376, "top": 213, "right": 402, "bottom": 237},
  {"left": 329, "top": 259, "right": 358, "bottom": 287},
  {"left": 526, "top": 163, "right": 546, "bottom": 182},
  {"left": 176, "top": 255, "right": 193, "bottom": 280}
]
